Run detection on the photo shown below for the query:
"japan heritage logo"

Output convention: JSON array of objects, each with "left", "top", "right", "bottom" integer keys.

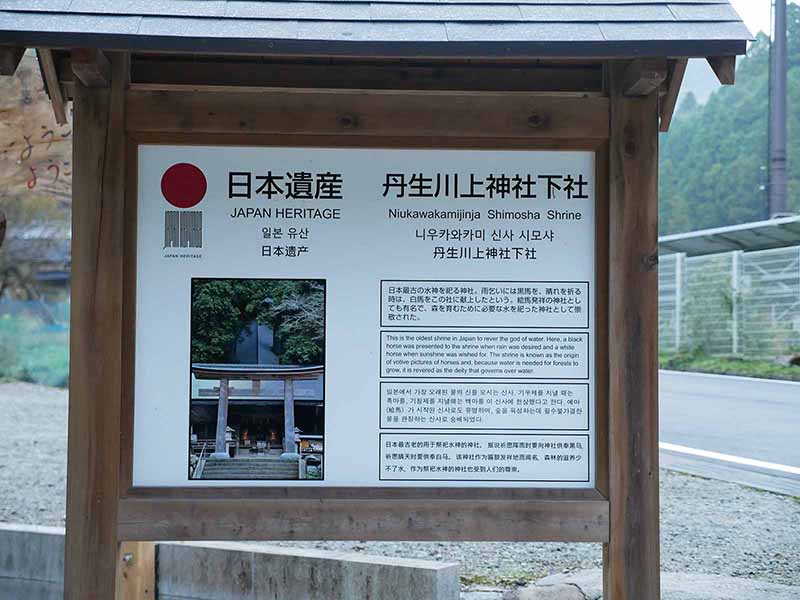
[{"left": 161, "top": 162, "right": 206, "bottom": 249}]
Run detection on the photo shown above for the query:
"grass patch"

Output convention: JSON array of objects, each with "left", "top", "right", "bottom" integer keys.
[
  {"left": 0, "top": 313, "right": 69, "bottom": 387},
  {"left": 659, "top": 352, "right": 800, "bottom": 382},
  {"left": 460, "top": 572, "right": 544, "bottom": 588}
]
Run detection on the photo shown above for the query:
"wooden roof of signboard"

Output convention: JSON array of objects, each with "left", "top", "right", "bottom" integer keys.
[
  {"left": 0, "top": 0, "right": 750, "bottom": 58},
  {"left": 0, "top": 1, "right": 750, "bottom": 131}
]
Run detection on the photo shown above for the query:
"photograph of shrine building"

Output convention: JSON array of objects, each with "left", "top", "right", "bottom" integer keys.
[{"left": 189, "top": 278, "right": 325, "bottom": 481}]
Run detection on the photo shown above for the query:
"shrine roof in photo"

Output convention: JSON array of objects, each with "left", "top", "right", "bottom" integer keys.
[
  {"left": 0, "top": 0, "right": 751, "bottom": 58},
  {"left": 192, "top": 364, "right": 325, "bottom": 380}
]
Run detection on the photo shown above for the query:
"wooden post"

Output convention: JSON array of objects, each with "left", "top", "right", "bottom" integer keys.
[
  {"left": 0, "top": 46, "right": 25, "bottom": 75},
  {"left": 64, "top": 52, "right": 128, "bottom": 600},
  {"left": 604, "top": 61, "right": 661, "bottom": 600},
  {"left": 283, "top": 378, "right": 296, "bottom": 454},
  {"left": 213, "top": 378, "right": 230, "bottom": 458},
  {"left": 37, "top": 49, "right": 69, "bottom": 125},
  {"left": 115, "top": 542, "right": 156, "bottom": 599}
]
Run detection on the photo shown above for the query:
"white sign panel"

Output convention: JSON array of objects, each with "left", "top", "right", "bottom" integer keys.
[{"left": 133, "top": 145, "right": 595, "bottom": 488}]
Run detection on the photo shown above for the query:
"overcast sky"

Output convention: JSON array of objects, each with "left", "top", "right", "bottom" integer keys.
[{"left": 729, "top": 0, "right": 773, "bottom": 37}]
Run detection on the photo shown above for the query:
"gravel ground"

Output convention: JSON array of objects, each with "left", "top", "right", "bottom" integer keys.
[
  {"left": 1, "top": 382, "right": 798, "bottom": 589},
  {"left": 0, "top": 382, "right": 68, "bottom": 526}
]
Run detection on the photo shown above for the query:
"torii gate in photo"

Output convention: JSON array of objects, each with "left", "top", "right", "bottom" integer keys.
[{"left": 191, "top": 363, "right": 324, "bottom": 456}]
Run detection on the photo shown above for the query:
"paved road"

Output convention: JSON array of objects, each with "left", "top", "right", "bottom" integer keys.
[{"left": 659, "top": 370, "right": 800, "bottom": 496}]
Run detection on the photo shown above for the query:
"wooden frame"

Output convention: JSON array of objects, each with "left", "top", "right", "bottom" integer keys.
[
  {"left": 67, "top": 53, "right": 660, "bottom": 600},
  {"left": 118, "top": 92, "right": 608, "bottom": 542},
  {"left": 604, "top": 61, "right": 661, "bottom": 599},
  {"left": 118, "top": 129, "right": 611, "bottom": 543}
]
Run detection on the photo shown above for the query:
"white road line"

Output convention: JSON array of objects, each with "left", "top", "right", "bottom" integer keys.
[{"left": 659, "top": 442, "right": 800, "bottom": 476}]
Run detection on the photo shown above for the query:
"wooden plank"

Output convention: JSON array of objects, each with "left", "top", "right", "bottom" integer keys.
[
  {"left": 116, "top": 542, "right": 156, "bottom": 599},
  {"left": 604, "top": 62, "right": 661, "bottom": 600},
  {"left": 128, "top": 57, "right": 604, "bottom": 94},
  {"left": 125, "top": 91, "right": 610, "bottom": 139},
  {"left": 623, "top": 58, "right": 668, "bottom": 97},
  {"left": 36, "top": 49, "right": 68, "bottom": 125},
  {"left": 71, "top": 48, "right": 111, "bottom": 88},
  {"left": 707, "top": 55, "right": 736, "bottom": 85},
  {"left": 0, "top": 46, "right": 25, "bottom": 76},
  {"left": 119, "top": 135, "right": 138, "bottom": 494},
  {"left": 124, "top": 486, "right": 606, "bottom": 501},
  {"left": 128, "top": 132, "right": 606, "bottom": 151},
  {"left": 659, "top": 59, "right": 688, "bottom": 133},
  {"left": 593, "top": 143, "right": 610, "bottom": 499},
  {"left": 64, "top": 52, "right": 129, "bottom": 600},
  {"left": 118, "top": 497, "right": 609, "bottom": 542}
]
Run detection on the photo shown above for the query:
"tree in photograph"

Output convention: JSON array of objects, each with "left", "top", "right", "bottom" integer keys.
[
  {"left": 265, "top": 279, "right": 324, "bottom": 365},
  {"left": 191, "top": 279, "right": 324, "bottom": 365}
]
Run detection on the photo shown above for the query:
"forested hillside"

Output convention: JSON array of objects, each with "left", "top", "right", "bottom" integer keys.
[{"left": 659, "top": 3, "right": 800, "bottom": 235}]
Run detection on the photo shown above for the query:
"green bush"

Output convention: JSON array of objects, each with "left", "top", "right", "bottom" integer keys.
[
  {"left": 659, "top": 352, "right": 800, "bottom": 382},
  {"left": 0, "top": 314, "right": 22, "bottom": 380},
  {"left": 0, "top": 313, "right": 69, "bottom": 387}
]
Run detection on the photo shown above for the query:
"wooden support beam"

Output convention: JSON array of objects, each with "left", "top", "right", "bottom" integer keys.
[
  {"left": 659, "top": 59, "right": 688, "bottom": 132},
  {"left": 0, "top": 46, "right": 25, "bottom": 75},
  {"left": 71, "top": 48, "right": 111, "bottom": 88},
  {"left": 623, "top": 58, "right": 668, "bottom": 97},
  {"left": 36, "top": 49, "right": 68, "bottom": 125},
  {"left": 128, "top": 57, "right": 604, "bottom": 94},
  {"left": 116, "top": 542, "right": 156, "bottom": 599},
  {"left": 707, "top": 55, "right": 736, "bottom": 85},
  {"left": 126, "top": 91, "right": 610, "bottom": 139},
  {"left": 605, "top": 62, "right": 661, "bottom": 600},
  {"left": 64, "top": 52, "right": 128, "bottom": 600},
  {"left": 118, "top": 496, "right": 608, "bottom": 542}
]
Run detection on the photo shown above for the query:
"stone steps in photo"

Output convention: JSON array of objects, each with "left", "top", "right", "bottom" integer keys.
[{"left": 200, "top": 458, "right": 299, "bottom": 480}]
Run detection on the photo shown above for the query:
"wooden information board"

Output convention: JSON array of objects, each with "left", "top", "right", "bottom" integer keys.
[
  {"left": 132, "top": 144, "right": 598, "bottom": 490},
  {"left": 1, "top": 2, "right": 750, "bottom": 595},
  {"left": 66, "top": 56, "right": 661, "bottom": 600}
]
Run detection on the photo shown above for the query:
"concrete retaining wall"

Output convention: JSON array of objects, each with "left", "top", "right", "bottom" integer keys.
[
  {"left": 0, "top": 524, "right": 64, "bottom": 600},
  {"left": 0, "top": 524, "right": 460, "bottom": 600}
]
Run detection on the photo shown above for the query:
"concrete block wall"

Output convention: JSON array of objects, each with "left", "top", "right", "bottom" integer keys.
[
  {"left": 0, "top": 524, "right": 460, "bottom": 600},
  {"left": 159, "top": 542, "right": 460, "bottom": 600},
  {"left": 0, "top": 524, "right": 64, "bottom": 600}
]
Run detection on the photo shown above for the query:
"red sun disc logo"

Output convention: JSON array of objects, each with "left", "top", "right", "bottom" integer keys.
[{"left": 160, "top": 163, "right": 207, "bottom": 208}]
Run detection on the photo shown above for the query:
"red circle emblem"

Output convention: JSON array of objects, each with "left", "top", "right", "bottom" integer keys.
[{"left": 160, "top": 163, "right": 207, "bottom": 208}]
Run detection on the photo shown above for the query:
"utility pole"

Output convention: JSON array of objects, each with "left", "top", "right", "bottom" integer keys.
[{"left": 768, "top": 0, "right": 789, "bottom": 218}]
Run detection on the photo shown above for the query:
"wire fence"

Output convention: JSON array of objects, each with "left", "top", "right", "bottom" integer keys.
[
  {"left": 0, "top": 299, "right": 70, "bottom": 387},
  {"left": 659, "top": 245, "right": 800, "bottom": 357}
]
